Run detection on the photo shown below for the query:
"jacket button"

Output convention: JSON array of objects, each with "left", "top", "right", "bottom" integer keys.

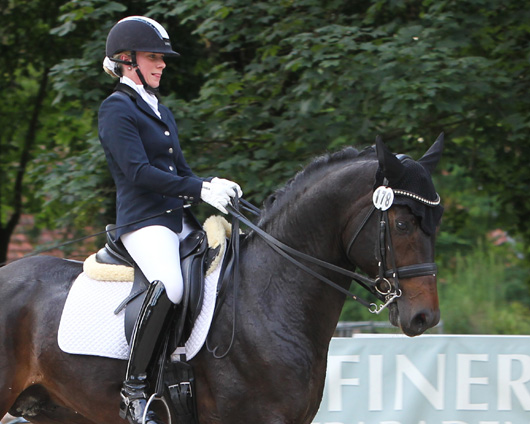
[
  {"left": 168, "top": 147, "right": 173, "bottom": 154},
  {"left": 169, "top": 166, "right": 174, "bottom": 171},
  {"left": 164, "top": 131, "right": 170, "bottom": 136}
]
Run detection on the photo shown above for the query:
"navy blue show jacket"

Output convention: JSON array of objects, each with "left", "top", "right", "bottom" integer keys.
[{"left": 98, "top": 84, "right": 208, "bottom": 240}]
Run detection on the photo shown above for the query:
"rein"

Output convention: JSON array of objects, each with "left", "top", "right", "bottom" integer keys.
[
  {"left": 227, "top": 191, "right": 438, "bottom": 315},
  {"left": 227, "top": 202, "right": 375, "bottom": 308}
]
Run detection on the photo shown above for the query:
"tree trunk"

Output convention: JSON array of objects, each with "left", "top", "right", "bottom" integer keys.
[{"left": 0, "top": 68, "right": 49, "bottom": 266}]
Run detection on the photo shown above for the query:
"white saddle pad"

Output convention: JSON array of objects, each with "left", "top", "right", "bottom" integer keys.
[{"left": 58, "top": 248, "right": 224, "bottom": 361}]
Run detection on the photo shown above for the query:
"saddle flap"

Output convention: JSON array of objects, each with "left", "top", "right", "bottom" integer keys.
[
  {"left": 216, "top": 233, "right": 246, "bottom": 301},
  {"left": 179, "top": 230, "right": 206, "bottom": 259},
  {"left": 181, "top": 232, "right": 209, "bottom": 326}
]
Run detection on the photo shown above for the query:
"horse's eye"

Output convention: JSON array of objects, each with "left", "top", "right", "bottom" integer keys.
[{"left": 396, "top": 221, "right": 409, "bottom": 232}]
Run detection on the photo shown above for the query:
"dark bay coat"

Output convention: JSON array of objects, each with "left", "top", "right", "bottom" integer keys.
[{"left": 98, "top": 84, "right": 206, "bottom": 239}]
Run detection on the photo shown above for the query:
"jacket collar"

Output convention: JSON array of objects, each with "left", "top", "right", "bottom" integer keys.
[{"left": 114, "top": 82, "right": 166, "bottom": 122}]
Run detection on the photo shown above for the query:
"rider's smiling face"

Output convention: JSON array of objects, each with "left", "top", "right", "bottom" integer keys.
[{"left": 121, "top": 51, "right": 166, "bottom": 88}]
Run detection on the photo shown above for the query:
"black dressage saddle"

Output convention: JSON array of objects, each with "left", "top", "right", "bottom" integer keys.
[{"left": 95, "top": 223, "right": 219, "bottom": 346}]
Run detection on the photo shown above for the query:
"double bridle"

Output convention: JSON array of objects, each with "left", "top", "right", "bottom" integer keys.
[
  {"left": 228, "top": 184, "right": 440, "bottom": 314},
  {"left": 207, "top": 185, "right": 440, "bottom": 358}
]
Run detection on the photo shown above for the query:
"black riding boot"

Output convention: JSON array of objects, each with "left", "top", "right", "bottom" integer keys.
[{"left": 119, "top": 280, "right": 174, "bottom": 424}]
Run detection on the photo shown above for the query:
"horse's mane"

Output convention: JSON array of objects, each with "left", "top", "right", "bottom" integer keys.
[{"left": 261, "top": 146, "right": 376, "bottom": 218}]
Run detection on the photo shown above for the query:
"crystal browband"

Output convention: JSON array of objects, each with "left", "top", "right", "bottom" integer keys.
[{"left": 393, "top": 189, "right": 441, "bottom": 207}]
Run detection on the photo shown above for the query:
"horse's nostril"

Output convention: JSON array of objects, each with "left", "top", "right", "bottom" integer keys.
[
  {"left": 410, "top": 310, "right": 431, "bottom": 335},
  {"left": 410, "top": 308, "right": 440, "bottom": 334},
  {"left": 414, "top": 312, "right": 427, "bottom": 327}
]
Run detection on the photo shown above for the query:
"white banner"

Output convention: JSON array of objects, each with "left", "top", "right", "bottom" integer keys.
[{"left": 312, "top": 334, "right": 530, "bottom": 424}]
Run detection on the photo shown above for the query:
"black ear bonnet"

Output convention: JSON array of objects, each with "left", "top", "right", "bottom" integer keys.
[{"left": 374, "top": 134, "right": 444, "bottom": 235}]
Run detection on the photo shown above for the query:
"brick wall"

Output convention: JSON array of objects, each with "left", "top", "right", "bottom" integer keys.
[{"left": 7, "top": 214, "right": 99, "bottom": 263}]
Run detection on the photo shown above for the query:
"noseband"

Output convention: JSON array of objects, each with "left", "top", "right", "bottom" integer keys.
[{"left": 227, "top": 184, "right": 440, "bottom": 314}]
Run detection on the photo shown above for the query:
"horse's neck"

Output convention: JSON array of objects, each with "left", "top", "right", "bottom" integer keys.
[
  {"left": 240, "top": 238, "right": 348, "bottom": 348},
  {"left": 242, "top": 165, "right": 373, "bottom": 344},
  {"left": 260, "top": 161, "right": 374, "bottom": 264}
]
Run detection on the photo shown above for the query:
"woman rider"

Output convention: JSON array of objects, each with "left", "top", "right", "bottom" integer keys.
[{"left": 100, "top": 16, "right": 241, "bottom": 424}]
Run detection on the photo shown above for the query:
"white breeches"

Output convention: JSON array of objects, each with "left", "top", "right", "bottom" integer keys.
[{"left": 120, "top": 223, "right": 193, "bottom": 304}]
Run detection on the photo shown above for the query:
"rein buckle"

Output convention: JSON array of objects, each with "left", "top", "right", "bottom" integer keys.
[{"left": 369, "top": 289, "right": 402, "bottom": 315}]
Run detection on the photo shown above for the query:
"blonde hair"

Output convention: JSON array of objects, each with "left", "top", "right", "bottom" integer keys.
[{"left": 102, "top": 51, "right": 132, "bottom": 78}]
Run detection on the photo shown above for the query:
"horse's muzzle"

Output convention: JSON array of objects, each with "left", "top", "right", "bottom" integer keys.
[
  {"left": 403, "top": 307, "right": 440, "bottom": 337},
  {"left": 390, "top": 276, "right": 441, "bottom": 337}
]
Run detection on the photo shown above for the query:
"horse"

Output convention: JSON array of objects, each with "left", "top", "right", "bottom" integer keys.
[{"left": 0, "top": 135, "right": 444, "bottom": 424}]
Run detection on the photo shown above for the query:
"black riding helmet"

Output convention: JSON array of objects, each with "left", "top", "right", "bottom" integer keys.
[{"left": 106, "top": 16, "right": 179, "bottom": 90}]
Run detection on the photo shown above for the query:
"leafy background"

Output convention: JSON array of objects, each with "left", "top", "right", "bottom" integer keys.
[{"left": 1, "top": 0, "right": 529, "bottom": 333}]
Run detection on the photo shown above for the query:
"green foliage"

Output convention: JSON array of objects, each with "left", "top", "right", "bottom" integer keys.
[
  {"left": 141, "top": 0, "right": 530, "bottom": 233},
  {"left": 29, "top": 135, "right": 115, "bottom": 230},
  {"left": 0, "top": 0, "right": 108, "bottom": 260},
  {"left": 438, "top": 241, "right": 530, "bottom": 335}
]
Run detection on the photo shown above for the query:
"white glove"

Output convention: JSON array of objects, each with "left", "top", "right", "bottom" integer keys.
[
  {"left": 200, "top": 181, "right": 236, "bottom": 214},
  {"left": 211, "top": 177, "right": 243, "bottom": 198}
]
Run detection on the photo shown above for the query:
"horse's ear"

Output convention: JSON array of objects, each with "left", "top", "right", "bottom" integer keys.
[
  {"left": 376, "top": 135, "right": 406, "bottom": 183},
  {"left": 418, "top": 132, "right": 444, "bottom": 174}
]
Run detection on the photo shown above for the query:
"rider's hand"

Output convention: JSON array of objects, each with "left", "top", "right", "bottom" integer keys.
[
  {"left": 200, "top": 181, "right": 236, "bottom": 214},
  {"left": 211, "top": 177, "right": 243, "bottom": 198}
]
